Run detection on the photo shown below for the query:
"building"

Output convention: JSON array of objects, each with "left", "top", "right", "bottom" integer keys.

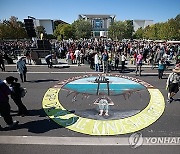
[
  {"left": 133, "top": 20, "right": 153, "bottom": 31},
  {"left": 33, "top": 19, "right": 54, "bottom": 35},
  {"left": 79, "top": 14, "right": 116, "bottom": 37}
]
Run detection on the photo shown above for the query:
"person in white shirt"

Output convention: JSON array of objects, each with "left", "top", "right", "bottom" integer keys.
[
  {"left": 94, "top": 52, "right": 99, "bottom": 72},
  {"left": 121, "top": 53, "right": 126, "bottom": 73},
  {"left": 74, "top": 48, "right": 80, "bottom": 66}
]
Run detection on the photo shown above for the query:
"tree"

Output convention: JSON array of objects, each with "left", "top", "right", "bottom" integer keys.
[
  {"left": 72, "top": 19, "right": 92, "bottom": 39},
  {"left": 175, "top": 14, "right": 180, "bottom": 40},
  {"left": 133, "top": 27, "right": 144, "bottom": 39},
  {"left": 0, "top": 16, "right": 27, "bottom": 39},
  {"left": 166, "top": 18, "right": 180, "bottom": 40},
  {"left": 54, "top": 20, "right": 69, "bottom": 29},
  {"left": 108, "top": 21, "right": 126, "bottom": 40},
  {"left": 61, "top": 24, "right": 74, "bottom": 40},
  {"left": 35, "top": 26, "right": 46, "bottom": 39},
  {"left": 124, "top": 20, "right": 134, "bottom": 39},
  {"left": 54, "top": 24, "right": 74, "bottom": 40},
  {"left": 133, "top": 14, "right": 180, "bottom": 40}
]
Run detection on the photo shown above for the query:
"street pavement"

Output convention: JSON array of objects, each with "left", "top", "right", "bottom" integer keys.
[{"left": 0, "top": 59, "right": 180, "bottom": 154}]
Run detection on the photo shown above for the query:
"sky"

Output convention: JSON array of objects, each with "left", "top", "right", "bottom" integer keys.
[{"left": 1, "top": 0, "right": 180, "bottom": 24}]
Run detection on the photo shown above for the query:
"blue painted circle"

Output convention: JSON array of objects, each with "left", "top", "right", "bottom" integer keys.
[{"left": 63, "top": 76, "right": 145, "bottom": 95}]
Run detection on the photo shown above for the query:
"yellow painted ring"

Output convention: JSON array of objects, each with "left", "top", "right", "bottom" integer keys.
[{"left": 42, "top": 76, "right": 165, "bottom": 136}]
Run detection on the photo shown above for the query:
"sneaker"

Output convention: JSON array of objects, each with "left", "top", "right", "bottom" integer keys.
[
  {"left": 9, "top": 121, "right": 19, "bottom": 128},
  {"left": 167, "top": 98, "right": 173, "bottom": 104},
  {"left": 99, "top": 113, "right": 103, "bottom": 116},
  {"left": 167, "top": 99, "right": 171, "bottom": 103},
  {"left": 104, "top": 113, "right": 109, "bottom": 116}
]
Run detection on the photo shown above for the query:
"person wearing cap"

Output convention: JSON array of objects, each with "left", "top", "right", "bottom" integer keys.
[
  {"left": 166, "top": 64, "right": 180, "bottom": 103},
  {"left": 16, "top": 56, "right": 27, "bottom": 82}
]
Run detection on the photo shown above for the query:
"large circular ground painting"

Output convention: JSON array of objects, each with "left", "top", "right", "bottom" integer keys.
[{"left": 42, "top": 74, "right": 165, "bottom": 135}]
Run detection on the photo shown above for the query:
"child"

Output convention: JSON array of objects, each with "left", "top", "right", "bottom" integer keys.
[{"left": 94, "top": 96, "right": 114, "bottom": 116}]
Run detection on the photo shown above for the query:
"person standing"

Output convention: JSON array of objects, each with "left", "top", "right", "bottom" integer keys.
[
  {"left": 158, "top": 58, "right": 166, "bottom": 79},
  {"left": 6, "top": 76, "right": 29, "bottom": 116},
  {"left": 24, "top": 49, "right": 32, "bottom": 65},
  {"left": 166, "top": 65, "right": 180, "bottom": 103},
  {"left": 0, "top": 80, "right": 18, "bottom": 128},
  {"left": 0, "top": 53, "right": 5, "bottom": 71},
  {"left": 121, "top": 52, "right": 126, "bottom": 73},
  {"left": 74, "top": 48, "right": 80, "bottom": 66},
  {"left": 17, "top": 57, "right": 27, "bottom": 82},
  {"left": 114, "top": 53, "right": 120, "bottom": 70},
  {"left": 135, "top": 52, "right": 143, "bottom": 76},
  {"left": 94, "top": 52, "right": 99, "bottom": 72},
  {"left": 102, "top": 50, "right": 109, "bottom": 73}
]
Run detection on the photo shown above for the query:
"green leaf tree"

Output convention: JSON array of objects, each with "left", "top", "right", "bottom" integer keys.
[
  {"left": 54, "top": 24, "right": 74, "bottom": 40},
  {"left": 108, "top": 21, "right": 126, "bottom": 40},
  {"left": 124, "top": 20, "right": 134, "bottom": 39},
  {"left": 35, "top": 26, "right": 46, "bottom": 39},
  {"left": 0, "top": 16, "right": 27, "bottom": 39},
  {"left": 72, "top": 19, "right": 92, "bottom": 39},
  {"left": 133, "top": 27, "right": 144, "bottom": 39}
]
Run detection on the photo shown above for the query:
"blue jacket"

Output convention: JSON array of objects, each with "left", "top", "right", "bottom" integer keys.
[{"left": 158, "top": 63, "right": 165, "bottom": 70}]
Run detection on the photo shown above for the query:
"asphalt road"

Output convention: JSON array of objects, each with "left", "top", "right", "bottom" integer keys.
[{"left": 0, "top": 63, "right": 180, "bottom": 154}]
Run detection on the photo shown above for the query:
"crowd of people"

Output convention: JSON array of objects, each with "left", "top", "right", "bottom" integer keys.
[
  {"left": 52, "top": 39, "right": 180, "bottom": 75},
  {"left": 1, "top": 38, "right": 180, "bottom": 70},
  {"left": 0, "top": 38, "right": 180, "bottom": 127}
]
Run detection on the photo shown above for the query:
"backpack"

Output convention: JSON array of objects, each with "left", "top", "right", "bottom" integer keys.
[{"left": 20, "top": 87, "right": 27, "bottom": 97}]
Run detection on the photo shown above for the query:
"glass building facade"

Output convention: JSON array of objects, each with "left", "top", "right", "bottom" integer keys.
[{"left": 79, "top": 14, "right": 116, "bottom": 37}]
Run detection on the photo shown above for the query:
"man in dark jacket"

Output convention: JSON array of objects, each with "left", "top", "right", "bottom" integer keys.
[{"left": 0, "top": 80, "right": 18, "bottom": 128}]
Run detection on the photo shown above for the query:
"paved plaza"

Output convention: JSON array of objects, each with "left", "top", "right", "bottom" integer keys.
[{"left": 0, "top": 60, "right": 180, "bottom": 154}]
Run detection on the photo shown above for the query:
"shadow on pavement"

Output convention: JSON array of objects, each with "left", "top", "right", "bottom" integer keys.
[
  {"left": 1, "top": 119, "right": 62, "bottom": 133},
  {"left": 11, "top": 109, "right": 48, "bottom": 117},
  {"left": 27, "top": 79, "right": 59, "bottom": 83},
  {"left": 53, "top": 66, "right": 70, "bottom": 69},
  {"left": 1, "top": 108, "right": 77, "bottom": 133},
  {"left": 174, "top": 98, "right": 180, "bottom": 102}
]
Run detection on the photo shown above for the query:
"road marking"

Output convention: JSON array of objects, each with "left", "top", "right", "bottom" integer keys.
[
  {"left": 0, "top": 72, "right": 98, "bottom": 74},
  {"left": 0, "top": 136, "right": 129, "bottom": 145},
  {"left": 0, "top": 72, "right": 171, "bottom": 75},
  {"left": 5, "top": 65, "right": 82, "bottom": 67},
  {"left": 0, "top": 136, "right": 179, "bottom": 145}
]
